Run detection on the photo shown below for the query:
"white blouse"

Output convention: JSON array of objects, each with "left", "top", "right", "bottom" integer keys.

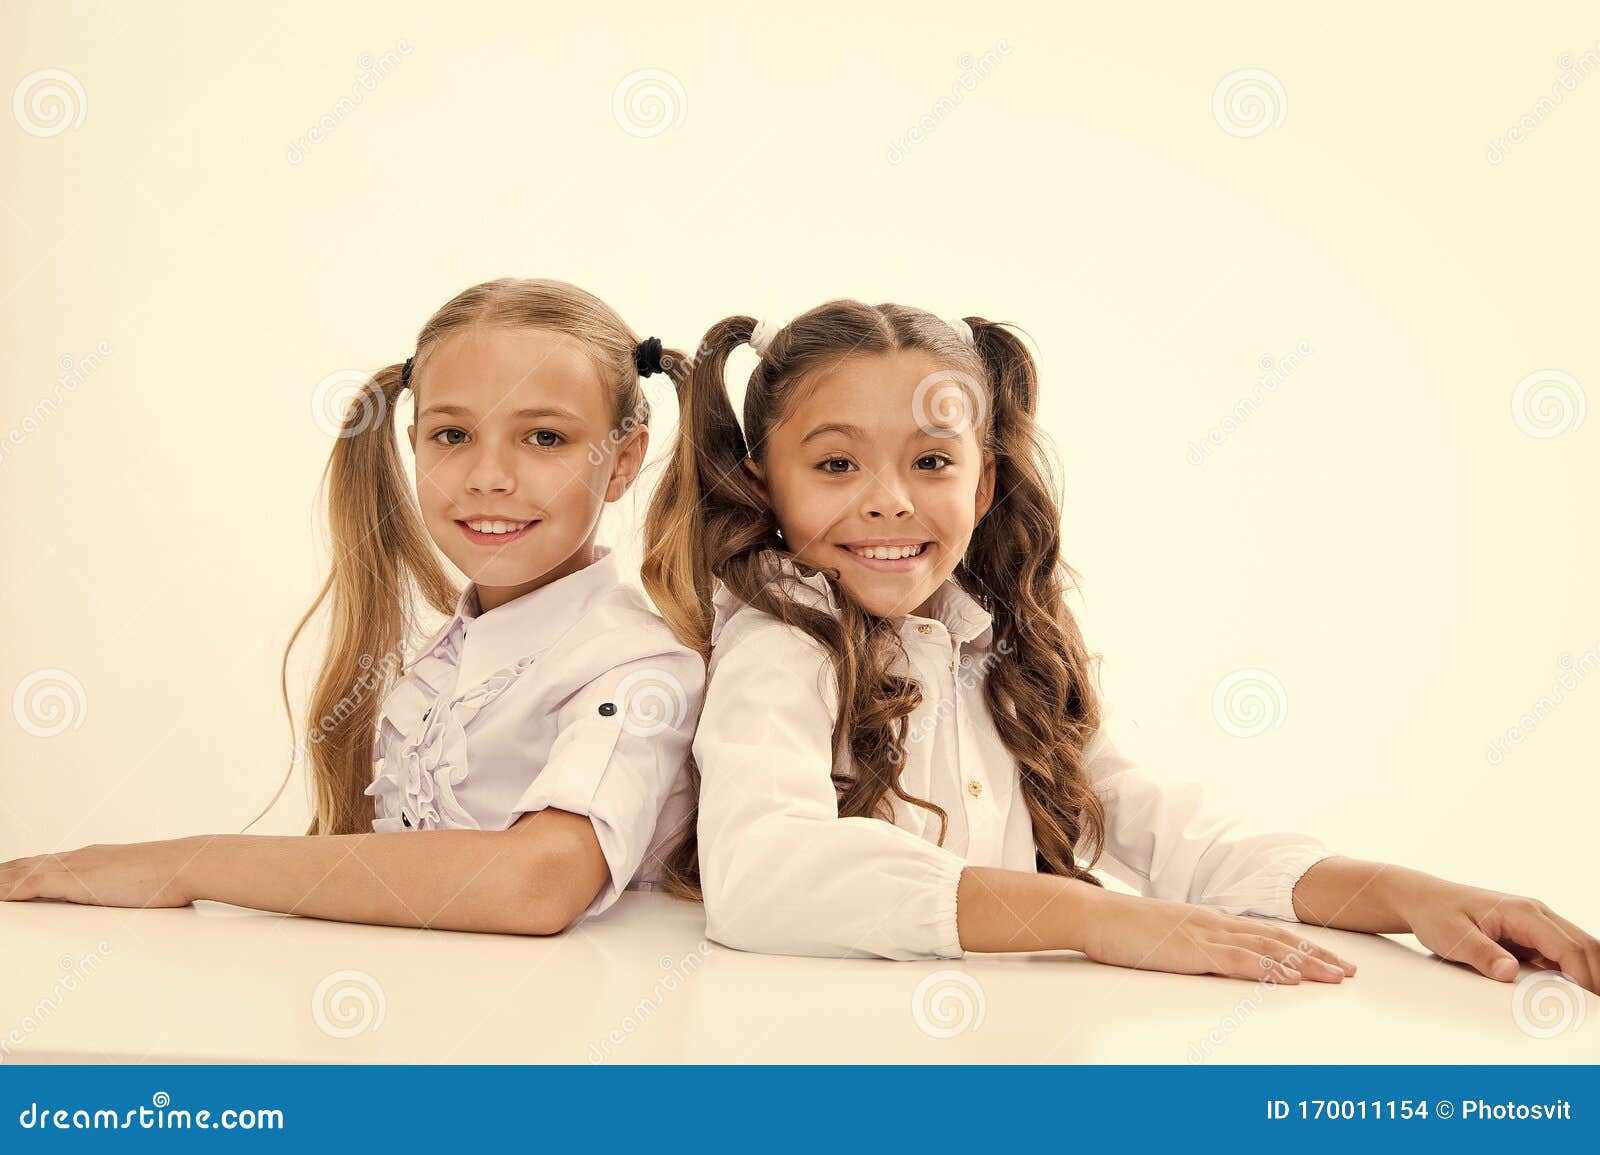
[
  {"left": 693, "top": 552, "right": 1335, "bottom": 960},
  {"left": 364, "top": 546, "right": 703, "bottom": 922}
]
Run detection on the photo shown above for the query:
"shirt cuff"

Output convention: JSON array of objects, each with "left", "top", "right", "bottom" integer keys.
[{"left": 1266, "top": 846, "right": 1339, "bottom": 923}]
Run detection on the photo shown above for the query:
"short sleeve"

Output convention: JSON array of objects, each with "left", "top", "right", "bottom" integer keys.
[
  {"left": 694, "top": 612, "right": 967, "bottom": 960},
  {"left": 1085, "top": 704, "right": 1335, "bottom": 922},
  {"left": 509, "top": 647, "right": 704, "bottom": 921}
]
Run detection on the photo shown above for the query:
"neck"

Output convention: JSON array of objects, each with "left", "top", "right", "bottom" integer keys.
[{"left": 474, "top": 539, "right": 601, "bottom": 614}]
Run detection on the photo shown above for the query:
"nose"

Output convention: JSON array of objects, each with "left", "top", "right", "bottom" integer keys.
[
  {"left": 859, "top": 472, "right": 914, "bottom": 521},
  {"left": 464, "top": 441, "right": 517, "bottom": 495}
]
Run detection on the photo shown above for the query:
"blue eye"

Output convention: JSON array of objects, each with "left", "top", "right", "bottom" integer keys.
[{"left": 431, "top": 428, "right": 469, "bottom": 446}]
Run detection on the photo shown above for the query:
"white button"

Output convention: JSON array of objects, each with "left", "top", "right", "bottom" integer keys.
[
  {"left": 966, "top": 779, "right": 983, "bottom": 798},
  {"left": 916, "top": 623, "right": 933, "bottom": 635}
]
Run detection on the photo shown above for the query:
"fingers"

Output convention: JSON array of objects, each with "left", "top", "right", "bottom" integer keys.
[
  {"left": 1498, "top": 903, "right": 1599, "bottom": 994},
  {"left": 1447, "top": 922, "right": 1522, "bottom": 983},
  {"left": 1224, "top": 916, "right": 1358, "bottom": 976},
  {"left": 1211, "top": 945, "right": 1305, "bottom": 985},
  {"left": 1234, "top": 934, "right": 1348, "bottom": 983}
]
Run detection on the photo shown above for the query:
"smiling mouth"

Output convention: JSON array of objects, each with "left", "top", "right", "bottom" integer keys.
[
  {"left": 836, "top": 541, "right": 933, "bottom": 569},
  {"left": 456, "top": 518, "right": 538, "bottom": 544}
]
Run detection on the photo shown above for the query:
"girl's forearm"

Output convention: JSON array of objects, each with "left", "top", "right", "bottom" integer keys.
[
  {"left": 1290, "top": 854, "right": 1436, "bottom": 933},
  {"left": 175, "top": 829, "right": 546, "bottom": 935},
  {"left": 956, "top": 866, "right": 1100, "bottom": 953}
]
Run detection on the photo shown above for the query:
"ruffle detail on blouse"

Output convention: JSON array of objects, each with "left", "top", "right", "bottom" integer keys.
[{"left": 366, "top": 624, "right": 543, "bottom": 833}]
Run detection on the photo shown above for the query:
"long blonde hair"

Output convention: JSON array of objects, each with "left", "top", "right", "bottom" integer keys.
[
  {"left": 280, "top": 277, "right": 690, "bottom": 838},
  {"left": 643, "top": 301, "right": 1108, "bottom": 898}
]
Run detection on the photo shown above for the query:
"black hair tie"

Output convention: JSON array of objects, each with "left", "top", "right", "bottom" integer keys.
[
  {"left": 400, "top": 356, "right": 414, "bottom": 391},
  {"left": 634, "top": 337, "right": 664, "bottom": 378}
]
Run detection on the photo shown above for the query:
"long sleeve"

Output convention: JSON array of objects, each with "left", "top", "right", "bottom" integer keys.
[
  {"left": 694, "top": 615, "right": 967, "bottom": 960},
  {"left": 1084, "top": 704, "right": 1335, "bottom": 922}
]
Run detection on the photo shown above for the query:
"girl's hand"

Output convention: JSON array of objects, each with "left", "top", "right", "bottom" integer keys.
[
  {"left": 1397, "top": 876, "right": 1600, "bottom": 994},
  {"left": 0, "top": 838, "right": 198, "bottom": 909},
  {"left": 1081, "top": 889, "right": 1358, "bottom": 984}
]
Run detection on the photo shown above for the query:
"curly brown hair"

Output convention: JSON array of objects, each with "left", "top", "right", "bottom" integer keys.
[{"left": 642, "top": 300, "right": 1108, "bottom": 900}]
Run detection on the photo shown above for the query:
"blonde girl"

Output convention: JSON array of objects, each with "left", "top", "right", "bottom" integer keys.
[
  {"left": 1, "top": 278, "right": 703, "bottom": 935},
  {"left": 643, "top": 301, "right": 1599, "bottom": 991}
]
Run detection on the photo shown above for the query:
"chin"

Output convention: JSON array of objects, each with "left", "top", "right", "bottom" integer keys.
[{"left": 843, "top": 580, "right": 927, "bottom": 620}]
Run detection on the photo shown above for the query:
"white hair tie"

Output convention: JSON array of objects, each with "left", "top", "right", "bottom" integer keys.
[
  {"left": 947, "top": 316, "right": 975, "bottom": 346},
  {"left": 749, "top": 317, "right": 781, "bottom": 356}
]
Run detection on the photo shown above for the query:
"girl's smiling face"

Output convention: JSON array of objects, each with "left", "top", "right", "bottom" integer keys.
[
  {"left": 746, "top": 348, "right": 994, "bottom": 619},
  {"left": 407, "top": 324, "right": 645, "bottom": 611}
]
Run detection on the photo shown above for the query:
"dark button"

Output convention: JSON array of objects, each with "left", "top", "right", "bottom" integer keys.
[
  {"left": 422, "top": 709, "right": 431, "bottom": 723},
  {"left": 402, "top": 813, "right": 412, "bottom": 828},
  {"left": 598, "top": 701, "right": 617, "bottom": 717}
]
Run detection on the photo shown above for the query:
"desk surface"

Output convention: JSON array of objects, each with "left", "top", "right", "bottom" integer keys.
[{"left": 2, "top": 893, "right": 1595, "bottom": 1064}]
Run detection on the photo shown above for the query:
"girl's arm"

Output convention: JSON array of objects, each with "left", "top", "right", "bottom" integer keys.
[
  {"left": 956, "top": 857, "right": 1600, "bottom": 994},
  {"left": 1290, "top": 854, "right": 1599, "bottom": 992},
  {"left": 955, "top": 865, "right": 1356, "bottom": 983},
  {"left": 0, "top": 808, "right": 609, "bottom": 936}
]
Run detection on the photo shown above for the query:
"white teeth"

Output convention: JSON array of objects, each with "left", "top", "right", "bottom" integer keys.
[
  {"left": 466, "top": 519, "right": 527, "bottom": 534},
  {"left": 853, "top": 544, "right": 924, "bottom": 560}
]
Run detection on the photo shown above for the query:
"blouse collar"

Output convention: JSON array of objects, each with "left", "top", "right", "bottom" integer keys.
[
  {"left": 427, "top": 545, "right": 623, "bottom": 688},
  {"left": 709, "top": 549, "right": 994, "bottom": 649}
]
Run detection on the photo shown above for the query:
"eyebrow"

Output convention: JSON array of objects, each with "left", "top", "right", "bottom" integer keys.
[
  {"left": 417, "top": 404, "right": 584, "bottom": 422},
  {"left": 800, "top": 421, "right": 868, "bottom": 445}
]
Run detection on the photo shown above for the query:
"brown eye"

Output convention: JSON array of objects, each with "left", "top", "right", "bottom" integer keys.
[
  {"left": 529, "top": 429, "right": 564, "bottom": 448},
  {"left": 817, "top": 456, "right": 855, "bottom": 474},
  {"left": 915, "top": 453, "right": 952, "bottom": 470},
  {"left": 431, "top": 428, "right": 469, "bottom": 446}
]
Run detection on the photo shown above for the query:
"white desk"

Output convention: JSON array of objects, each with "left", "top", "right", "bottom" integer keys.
[{"left": 2, "top": 893, "right": 1595, "bottom": 1063}]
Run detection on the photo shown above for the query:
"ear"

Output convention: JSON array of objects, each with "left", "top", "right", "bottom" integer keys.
[
  {"left": 974, "top": 453, "right": 996, "bottom": 523},
  {"left": 603, "top": 427, "right": 650, "bottom": 503},
  {"left": 741, "top": 456, "right": 771, "bottom": 505}
]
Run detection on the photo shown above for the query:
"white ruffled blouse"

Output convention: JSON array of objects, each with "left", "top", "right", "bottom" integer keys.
[
  {"left": 364, "top": 546, "right": 703, "bottom": 921},
  {"left": 693, "top": 551, "right": 1336, "bottom": 960}
]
